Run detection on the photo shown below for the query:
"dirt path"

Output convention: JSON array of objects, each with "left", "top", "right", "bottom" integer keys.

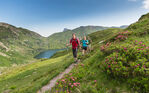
[{"left": 37, "top": 62, "right": 79, "bottom": 93}]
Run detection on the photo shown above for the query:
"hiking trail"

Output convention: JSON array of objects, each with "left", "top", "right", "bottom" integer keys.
[{"left": 37, "top": 61, "right": 79, "bottom": 93}]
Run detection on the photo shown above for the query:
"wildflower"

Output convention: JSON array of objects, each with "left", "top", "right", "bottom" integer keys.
[
  {"left": 100, "top": 46, "right": 105, "bottom": 51},
  {"left": 108, "top": 65, "right": 111, "bottom": 68},
  {"left": 71, "top": 85, "right": 74, "bottom": 88},
  {"left": 139, "top": 42, "right": 143, "bottom": 44},
  {"left": 142, "top": 44, "right": 146, "bottom": 47},
  {"left": 143, "top": 65, "right": 146, "bottom": 68},
  {"left": 94, "top": 80, "right": 97, "bottom": 83},
  {"left": 76, "top": 82, "right": 80, "bottom": 85},
  {"left": 61, "top": 79, "right": 65, "bottom": 82},
  {"left": 72, "top": 79, "right": 75, "bottom": 81},
  {"left": 56, "top": 82, "right": 58, "bottom": 85},
  {"left": 81, "top": 64, "right": 84, "bottom": 66},
  {"left": 69, "top": 83, "right": 72, "bottom": 86},
  {"left": 70, "top": 76, "right": 73, "bottom": 79},
  {"left": 123, "top": 47, "right": 127, "bottom": 50},
  {"left": 73, "top": 83, "right": 77, "bottom": 86}
]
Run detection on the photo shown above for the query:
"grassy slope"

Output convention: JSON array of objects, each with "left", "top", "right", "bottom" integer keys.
[
  {"left": 0, "top": 27, "right": 120, "bottom": 93},
  {"left": 50, "top": 13, "right": 149, "bottom": 93},
  {"left": 50, "top": 28, "right": 131, "bottom": 93},
  {"left": 0, "top": 23, "right": 49, "bottom": 67},
  {"left": 0, "top": 13, "right": 147, "bottom": 93},
  {"left": 48, "top": 26, "right": 108, "bottom": 49},
  {"left": 0, "top": 52, "right": 74, "bottom": 93}
]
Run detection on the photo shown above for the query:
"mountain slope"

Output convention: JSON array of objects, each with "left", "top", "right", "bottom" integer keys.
[
  {"left": 48, "top": 26, "right": 108, "bottom": 49},
  {"left": 49, "top": 13, "right": 149, "bottom": 93},
  {"left": 0, "top": 23, "right": 49, "bottom": 66}
]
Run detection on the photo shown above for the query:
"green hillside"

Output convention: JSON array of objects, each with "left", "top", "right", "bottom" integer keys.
[
  {"left": 0, "top": 28, "right": 115, "bottom": 93},
  {"left": 0, "top": 23, "right": 49, "bottom": 67},
  {"left": 0, "top": 12, "right": 149, "bottom": 93},
  {"left": 48, "top": 26, "right": 108, "bottom": 49},
  {"left": 49, "top": 13, "right": 149, "bottom": 93}
]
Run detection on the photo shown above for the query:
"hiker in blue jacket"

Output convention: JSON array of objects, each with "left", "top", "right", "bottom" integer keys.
[{"left": 81, "top": 36, "right": 89, "bottom": 55}]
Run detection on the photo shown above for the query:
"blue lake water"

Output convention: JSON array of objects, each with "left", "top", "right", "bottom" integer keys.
[{"left": 35, "top": 49, "right": 64, "bottom": 59}]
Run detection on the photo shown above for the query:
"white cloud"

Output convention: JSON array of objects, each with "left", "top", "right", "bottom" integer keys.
[{"left": 143, "top": 0, "right": 149, "bottom": 9}]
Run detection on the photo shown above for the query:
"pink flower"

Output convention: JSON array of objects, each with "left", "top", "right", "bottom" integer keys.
[
  {"left": 71, "top": 85, "right": 74, "bottom": 88},
  {"left": 108, "top": 65, "right": 111, "bottom": 68},
  {"left": 61, "top": 79, "right": 65, "bottom": 82},
  {"left": 69, "top": 83, "right": 72, "bottom": 86},
  {"left": 81, "top": 64, "right": 84, "bottom": 66},
  {"left": 123, "top": 47, "right": 127, "bottom": 50},
  {"left": 73, "top": 83, "right": 77, "bottom": 86},
  {"left": 139, "top": 42, "right": 143, "bottom": 44},
  {"left": 71, "top": 76, "right": 73, "bottom": 79},
  {"left": 56, "top": 82, "right": 59, "bottom": 85},
  {"left": 143, "top": 65, "right": 146, "bottom": 68},
  {"left": 76, "top": 82, "right": 80, "bottom": 85},
  {"left": 94, "top": 80, "right": 97, "bottom": 83},
  {"left": 142, "top": 45, "right": 146, "bottom": 47}
]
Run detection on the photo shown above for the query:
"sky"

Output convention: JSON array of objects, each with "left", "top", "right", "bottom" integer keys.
[{"left": 0, "top": 0, "right": 148, "bottom": 37}]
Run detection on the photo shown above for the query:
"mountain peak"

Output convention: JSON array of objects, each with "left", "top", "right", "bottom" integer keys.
[{"left": 63, "top": 28, "right": 70, "bottom": 32}]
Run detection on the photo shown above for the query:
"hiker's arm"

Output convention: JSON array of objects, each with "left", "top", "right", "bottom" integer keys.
[
  {"left": 77, "top": 39, "right": 81, "bottom": 48},
  {"left": 66, "top": 39, "right": 71, "bottom": 46},
  {"left": 86, "top": 40, "right": 89, "bottom": 44}
]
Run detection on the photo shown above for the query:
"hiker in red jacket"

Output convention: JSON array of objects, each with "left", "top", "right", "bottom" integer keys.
[{"left": 67, "top": 33, "right": 81, "bottom": 62}]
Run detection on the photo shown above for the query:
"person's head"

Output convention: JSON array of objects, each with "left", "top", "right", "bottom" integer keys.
[
  {"left": 72, "top": 33, "right": 76, "bottom": 39},
  {"left": 83, "top": 36, "right": 86, "bottom": 40}
]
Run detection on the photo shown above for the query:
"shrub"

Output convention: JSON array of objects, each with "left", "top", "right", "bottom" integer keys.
[{"left": 101, "top": 39, "right": 149, "bottom": 92}]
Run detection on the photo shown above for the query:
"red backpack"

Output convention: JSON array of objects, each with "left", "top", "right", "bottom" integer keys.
[{"left": 70, "top": 38, "right": 79, "bottom": 44}]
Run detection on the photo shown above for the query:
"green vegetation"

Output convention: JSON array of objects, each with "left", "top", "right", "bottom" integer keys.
[
  {"left": 51, "top": 28, "right": 131, "bottom": 93},
  {"left": 50, "top": 13, "right": 149, "bottom": 93},
  {"left": 0, "top": 23, "right": 49, "bottom": 67},
  {"left": 0, "top": 53, "right": 73, "bottom": 93},
  {"left": 48, "top": 26, "right": 108, "bottom": 49},
  {"left": 0, "top": 12, "right": 149, "bottom": 93}
]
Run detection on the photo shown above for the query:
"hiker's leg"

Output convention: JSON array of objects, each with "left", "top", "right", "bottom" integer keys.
[
  {"left": 73, "top": 48, "right": 78, "bottom": 62},
  {"left": 82, "top": 49, "right": 85, "bottom": 55},
  {"left": 84, "top": 47, "right": 87, "bottom": 54}
]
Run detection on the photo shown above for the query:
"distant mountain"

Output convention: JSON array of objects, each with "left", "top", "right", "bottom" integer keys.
[
  {"left": 111, "top": 25, "right": 128, "bottom": 29},
  {"left": 0, "top": 22, "right": 49, "bottom": 66},
  {"left": 48, "top": 26, "right": 109, "bottom": 49},
  {"left": 63, "top": 28, "right": 71, "bottom": 32},
  {"left": 120, "top": 25, "right": 128, "bottom": 29}
]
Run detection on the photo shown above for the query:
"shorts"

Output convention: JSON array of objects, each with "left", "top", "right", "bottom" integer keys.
[
  {"left": 82, "top": 46, "right": 87, "bottom": 51},
  {"left": 72, "top": 48, "right": 77, "bottom": 58}
]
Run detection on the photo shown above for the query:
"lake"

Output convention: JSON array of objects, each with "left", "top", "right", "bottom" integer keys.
[{"left": 35, "top": 49, "right": 64, "bottom": 59}]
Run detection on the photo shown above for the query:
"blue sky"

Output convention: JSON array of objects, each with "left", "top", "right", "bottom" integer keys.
[{"left": 0, "top": 0, "right": 148, "bottom": 37}]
